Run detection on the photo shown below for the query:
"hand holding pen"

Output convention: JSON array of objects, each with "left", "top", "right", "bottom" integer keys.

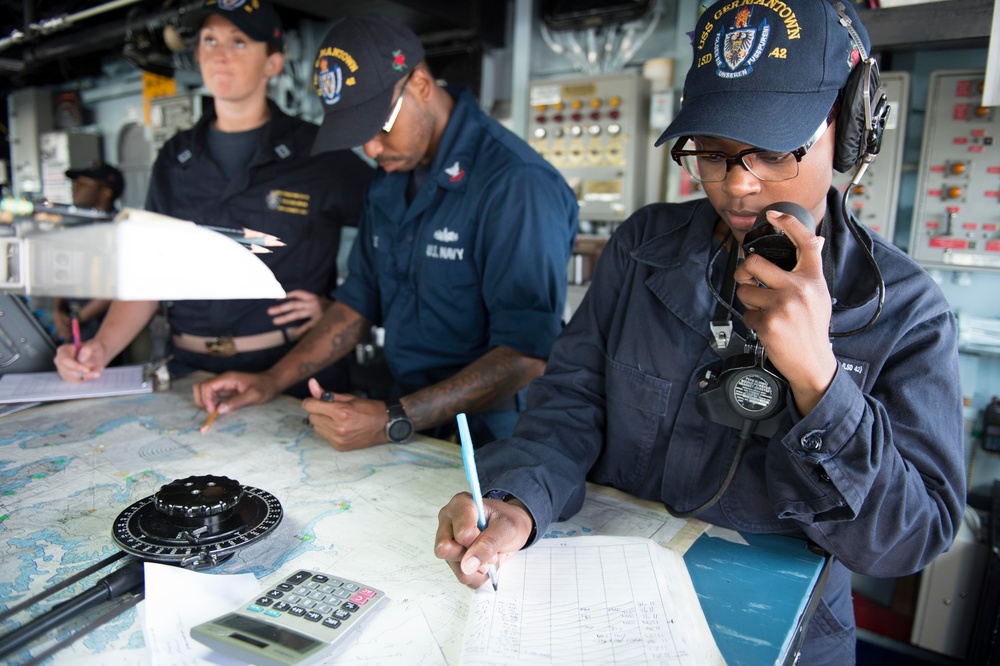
[
  {"left": 53, "top": 338, "right": 110, "bottom": 383},
  {"left": 457, "top": 413, "right": 499, "bottom": 590},
  {"left": 434, "top": 422, "right": 536, "bottom": 590}
]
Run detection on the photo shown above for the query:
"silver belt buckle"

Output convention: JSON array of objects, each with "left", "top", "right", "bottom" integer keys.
[{"left": 205, "top": 336, "right": 237, "bottom": 357}]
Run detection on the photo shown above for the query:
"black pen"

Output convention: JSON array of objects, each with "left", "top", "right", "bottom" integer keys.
[{"left": 304, "top": 390, "right": 334, "bottom": 424}]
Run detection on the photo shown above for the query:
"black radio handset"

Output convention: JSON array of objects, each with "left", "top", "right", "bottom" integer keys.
[
  {"left": 679, "top": 203, "right": 816, "bottom": 520},
  {"left": 698, "top": 202, "right": 811, "bottom": 436},
  {"left": 741, "top": 202, "right": 816, "bottom": 271}
]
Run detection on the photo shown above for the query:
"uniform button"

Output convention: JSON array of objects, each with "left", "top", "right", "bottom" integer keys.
[
  {"left": 817, "top": 467, "right": 831, "bottom": 483},
  {"left": 800, "top": 430, "right": 824, "bottom": 452}
]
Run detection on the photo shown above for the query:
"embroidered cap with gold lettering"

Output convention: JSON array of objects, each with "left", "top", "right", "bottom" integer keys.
[
  {"left": 311, "top": 15, "right": 425, "bottom": 154},
  {"left": 181, "top": 0, "right": 284, "bottom": 52},
  {"left": 656, "top": 0, "right": 871, "bottom": 152}
]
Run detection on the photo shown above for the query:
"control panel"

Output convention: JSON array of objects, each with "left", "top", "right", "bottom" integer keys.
[
  {"left": 39, "top": 130, "right": 102, "bottom": 204},
  {"left": 833, "top": 71, "right": 909, "bottom": 241},
  {"left": 149, "top": 92, "right": 207, "bottom": 153},
  {"left": 528, "top": 71, "right": 649, "bottom": 223},
  {"left": 909, "top": 70, "right": 1000, "bottom": 272}
]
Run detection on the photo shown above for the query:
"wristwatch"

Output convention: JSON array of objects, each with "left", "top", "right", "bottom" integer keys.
[{"left": 385, "top": 402, "right": 414, "bottom": 443}]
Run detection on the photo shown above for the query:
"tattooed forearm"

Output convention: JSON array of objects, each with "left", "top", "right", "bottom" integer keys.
[
  {"left": 295, "top": 310, "right": 368, "bottom": 379},
  {"left": 268, "top": 301, "right": 369, "bottom": 389},
  {"left": 404, "top": 346, "right": 546, "bottom": 431}
]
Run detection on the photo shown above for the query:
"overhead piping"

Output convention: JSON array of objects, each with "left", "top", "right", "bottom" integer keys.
[
  {"left": 0, "top": 1, "right": 200, "bottom": 74},
  {"left": 0, "top": 0, "right": 147, "bottom": 52}
]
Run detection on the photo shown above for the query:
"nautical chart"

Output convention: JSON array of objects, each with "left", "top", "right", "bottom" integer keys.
[{"left": 0, "top": 375, "right": 699, "bottom": 664}]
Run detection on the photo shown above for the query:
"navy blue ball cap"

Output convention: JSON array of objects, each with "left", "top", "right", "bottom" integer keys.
[
  {"left": 66, "top": 160, "right": 125, "bottom": 200},
  {"left": 656, "top": 0, "right": 871, "bottom": 152},
  {"left": 311, "top": 15, "right": 425, "bottom": 154},
  {"left": 181, "top": 0, "right": 284, "bottom": 52}
]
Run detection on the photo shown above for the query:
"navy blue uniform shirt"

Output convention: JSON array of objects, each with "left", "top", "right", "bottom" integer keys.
[{"left": 335, "top": 87, "right": 578, "bottom": 395}]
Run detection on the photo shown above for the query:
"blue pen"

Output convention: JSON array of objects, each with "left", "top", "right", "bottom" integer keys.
[{"left": 457, "top": 413, "right": 499, "bottom": 591}]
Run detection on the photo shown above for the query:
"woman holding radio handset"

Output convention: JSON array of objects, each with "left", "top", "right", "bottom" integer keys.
[
  {"left": 732, "top": 203, "right": 838, "bottom": 417},
  {"left": 434, "top": 3, "right": 965, "bottom": 664},
  {"left": 53, "top": 0, "right": 371, "bottom": 396}
]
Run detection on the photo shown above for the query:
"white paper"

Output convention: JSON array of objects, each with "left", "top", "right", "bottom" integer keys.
[
  {"left": 142, "top": 562, "right": 260, "bottom": 666},
  {"left": 461, "top": 536, "right": 725, "bottom": 666},
  {"left": 0, "top": 364, "right": 152, "bottom": 403},
  {"left": 141, "top": 564, "right": 446, "bottom": 666}
]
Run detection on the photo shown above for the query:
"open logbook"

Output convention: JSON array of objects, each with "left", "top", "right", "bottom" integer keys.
[{"left": 461, "top": 536, "right": 725, "bottom": 666}]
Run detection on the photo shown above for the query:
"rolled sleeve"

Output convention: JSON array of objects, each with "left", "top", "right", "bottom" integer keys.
[{"left": 478, "top": 165, "right": 577, "bottom": 359}]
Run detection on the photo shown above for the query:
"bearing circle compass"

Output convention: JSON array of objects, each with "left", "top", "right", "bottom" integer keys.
[{"left": 112, "top": 475, "right": 283, "bottom": 569}]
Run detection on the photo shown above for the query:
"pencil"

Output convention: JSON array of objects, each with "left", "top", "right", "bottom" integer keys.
[
  {"left": 204, "top": 225, "right": 286, "bottom": 247},
  {"left": 200, "top": 410, "right": 219, "bottom": 434}
]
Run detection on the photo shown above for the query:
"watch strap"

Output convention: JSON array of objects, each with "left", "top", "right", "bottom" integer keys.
[{"left": 385, "top": 402, "right": 413, "bottom": 443}]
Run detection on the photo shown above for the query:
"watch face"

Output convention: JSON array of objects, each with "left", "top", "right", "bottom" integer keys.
[{"left": 388, "top": 418, "right": 413, "bottom": 442}]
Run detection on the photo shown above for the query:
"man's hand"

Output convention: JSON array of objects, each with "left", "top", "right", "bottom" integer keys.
[
  {"left": 434, "top": 492, "right": 534, "bottom": 589},
  {"left": 267, "top": 290, "right": 330, "bottom": 334},
  {"left": 193, "top": 371, "right": 280, "bottom": 415},
  {"left": 302, "top": 378, "right": 390, "bottom": 451},
  {"left": 53, "top": 340, "right": 109, "bottom": 382},
  {"left": 734, "top": 209, "right": 838, "bottom": 414}
]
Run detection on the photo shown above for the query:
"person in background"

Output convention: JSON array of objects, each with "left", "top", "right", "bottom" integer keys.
[
  {"left": 53, "top": 0, "right": 372, "bottom": 397},
  {"left": 434, "top": 2, "right": 966, "bottom": 663},
  {"left": 193, "top": 16, "right": 578, "bottom": 450},
  {"left": 52, "top": 161, "right": 124, "bottom": 345}
]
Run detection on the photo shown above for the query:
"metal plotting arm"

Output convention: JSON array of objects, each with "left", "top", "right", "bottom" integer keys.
[{"left": 0, "top": 558, "right": 144, "bottom": 660}]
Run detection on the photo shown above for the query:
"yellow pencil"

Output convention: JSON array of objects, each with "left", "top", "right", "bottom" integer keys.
[{"left": 200, "top": 409, "right": 219, "bottom": 434}]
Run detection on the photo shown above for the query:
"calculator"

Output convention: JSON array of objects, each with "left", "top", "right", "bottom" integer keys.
[{"left": 190, "top": 569, "right": 385, "bottom": 666}]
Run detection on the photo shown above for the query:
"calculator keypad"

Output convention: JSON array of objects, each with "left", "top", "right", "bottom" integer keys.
[{"left": 245, "top": 570, "right": 381, "bottom": 633}]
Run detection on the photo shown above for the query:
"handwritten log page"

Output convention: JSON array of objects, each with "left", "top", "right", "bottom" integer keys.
[{"left": 461, "top": 536, "right": 725, "bottom": 665}]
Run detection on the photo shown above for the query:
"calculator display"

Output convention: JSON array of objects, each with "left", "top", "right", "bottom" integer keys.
[{"left": 218, "top": 614, "right": 320, "bottom": 653}]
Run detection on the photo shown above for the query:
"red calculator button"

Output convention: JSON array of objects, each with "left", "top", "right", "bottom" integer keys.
[{"left": 358, "top": 588, "right": 377, "bottom": 598}]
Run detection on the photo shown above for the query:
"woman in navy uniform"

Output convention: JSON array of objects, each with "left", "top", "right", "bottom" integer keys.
[
  {"left": 434, "top": 2, "right": 966, "bottom": 664},
  {"left": 54, "top": 0, "right": 372, "bottom": 397}
]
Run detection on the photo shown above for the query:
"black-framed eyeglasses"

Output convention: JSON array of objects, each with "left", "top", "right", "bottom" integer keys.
[
  {"left": 669, "top": 116, "right": 831, "bottom": 183},
  {"left": 670, "top": 139, "right": 809, "bottom": 183},
  {"left": 382, "top": 74, "right": 412, "bottom": 134}
]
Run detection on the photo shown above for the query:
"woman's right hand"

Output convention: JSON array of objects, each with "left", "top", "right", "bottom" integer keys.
[
  {"left": 434, "top": 492, "right": 535, "bottom": 589},
  {"left": 54, "top": 340, "right": 110, "bottom": 382}
]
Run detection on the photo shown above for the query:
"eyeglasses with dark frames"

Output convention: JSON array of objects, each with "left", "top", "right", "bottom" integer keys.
[{"left": 669, "top": 115, "right": 832, "bottom": 183}]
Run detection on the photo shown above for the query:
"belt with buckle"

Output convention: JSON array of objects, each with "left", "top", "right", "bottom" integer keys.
[{"left": 172, "top": 328, "right": 302, "bottom": 358}]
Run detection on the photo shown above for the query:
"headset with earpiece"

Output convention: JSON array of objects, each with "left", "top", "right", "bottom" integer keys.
[
  {"left": 830, "top": 1, "right": 890, "bottom": 181},
  {"left": 680, "top": 1, "right": 889, "bottom": 520}
]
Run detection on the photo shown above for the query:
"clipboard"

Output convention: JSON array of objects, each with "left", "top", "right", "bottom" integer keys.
[{"left": 0, "top": 364, "right": 153, "bottom": 404}]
